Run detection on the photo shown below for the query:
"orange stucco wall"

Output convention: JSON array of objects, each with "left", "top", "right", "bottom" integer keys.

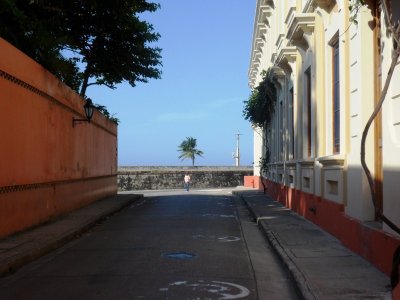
[
  {"left": 244, "top": 175, "right": 261, "bottom": 188},
  {"left": 0, "top": 38, "right": 117, "bottom": 238},
  {"left": 246, "top": 175, "right": 400, "bottom": 277}
]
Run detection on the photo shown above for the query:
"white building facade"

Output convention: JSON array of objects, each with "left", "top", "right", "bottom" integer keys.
[{"left": 248, "top": 0, "right": 400, "bottom": 276}]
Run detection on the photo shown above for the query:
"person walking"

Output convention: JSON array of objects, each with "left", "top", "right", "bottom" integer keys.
[{"left": 184, "top": 174, "right": 191, "bottom": 192}]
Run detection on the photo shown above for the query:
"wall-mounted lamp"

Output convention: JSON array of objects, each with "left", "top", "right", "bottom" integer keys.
[{"left": 72, "top": 99, "right": 95, "bottom": 127}]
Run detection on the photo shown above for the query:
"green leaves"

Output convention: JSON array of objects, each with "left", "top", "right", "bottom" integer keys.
[
  {"left": 0, "top": 0, "right": 162, "bottom": 97},
  {"left": 178, "top": 137, "right": 204, "bottom": 166},
  {"left": 349, "top": 0, "right": 366, "bottom": 25},
  {"left": 243, "top": 68, "right": 277, "bottom": 176},
  {"left": 0, "top": 0, "right": 78, "bottom": 87},
  {"left": 243, "top": 68, "right": 277, "bottom": 130},
  {"left": 63, "top": 0, "right": 162, "bottom": 96},
  {"left": 92, "top": 103, "right": 120, "bottom": 124}
]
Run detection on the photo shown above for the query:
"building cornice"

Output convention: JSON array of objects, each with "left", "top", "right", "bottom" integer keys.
[
  {"left": 275, "top": 33, "right": 286, "bottom": 51},
  {"left": 286, "top": 12, "right": 315, "bottom": 50},
  {"left": 287, "top": 13, "right": 316, "bottom": 39},
  {"left": 259, "top": 4, "right": 273, "bottom": 25},
  {"left": 304, "top": 0, "right": 335, "bottom": 13},
  {"left": 285, "top": 7, "right": 297, "bottom": 26},
  {"left": 277, "top": 46, "right": 298, "bottom": 64},
  {"left": 271, "top": 52, "right": 277, "bottom": 64},
  {"left": 255, "top": 37, "right": 265, "bottom": 53},
  {"left": 261, "top": 0, "right": 275, "bottom": 7},
  {"left": 251, "top": 51, "right": 262, "bottom": 67},
  {"left": 270, "top": 66, "right": 286, "bottom": 88},
  {"left": 274, "top": 30, "right": 297, "bottom": 71},
  {"left": 249, "top": 0, "right": 275, "bottom": 88}
]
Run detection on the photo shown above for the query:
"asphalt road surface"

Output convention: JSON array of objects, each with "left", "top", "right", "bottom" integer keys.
[{"left": 0, "top": 189, "right": 298, "bottom": 299}]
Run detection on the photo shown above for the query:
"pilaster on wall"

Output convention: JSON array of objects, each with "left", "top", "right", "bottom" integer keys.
[
  {"left": 345, "top": 8, "right": 376, "bottom": 222},
  {"left": 253, "top": 126, "right": 263, "bottom": 176},
  {"left": 314, "top": 12, "right": 326, "bottom": 159}
]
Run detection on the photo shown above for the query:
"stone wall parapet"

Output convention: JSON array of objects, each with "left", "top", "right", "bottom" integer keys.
[{"left": 118, "top": 166, "right": 253, "bottom": 190}]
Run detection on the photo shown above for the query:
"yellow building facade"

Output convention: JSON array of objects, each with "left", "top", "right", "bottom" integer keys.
[{"left": 248, "top": 0, "right": 400, "bottom": 275}]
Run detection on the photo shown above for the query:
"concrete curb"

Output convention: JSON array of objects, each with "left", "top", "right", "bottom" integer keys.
[
  {"left": 0, "top": 194, "right": 142, "bottom": 277},
  {"left": 233, "top": 192, "right": 316, "bottom": 300},
  {"left": 234, "top": 191, "right": 392, "bottom": 299},
  {"left": 257, "top": 221, "right": 316, "bottom": 300}
]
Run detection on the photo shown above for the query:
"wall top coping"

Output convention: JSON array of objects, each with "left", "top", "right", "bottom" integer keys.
[
  {"left": 0, "top": 38, "right": 117, "bottom": 135},
  {"left": 119, "top": 166, "right": 253, "bottom": 172}
]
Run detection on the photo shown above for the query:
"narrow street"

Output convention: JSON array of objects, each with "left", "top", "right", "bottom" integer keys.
[{"left": 0, "top": 189, "right": 297, "bottom": 299}]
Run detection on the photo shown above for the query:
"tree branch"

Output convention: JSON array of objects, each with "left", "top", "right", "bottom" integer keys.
[{"left": 86, "top": 82, "right": 115, "bottom": 89}]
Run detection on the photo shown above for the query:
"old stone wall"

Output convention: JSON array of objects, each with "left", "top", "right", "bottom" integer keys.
[{"left": 118, "top": 167, "right": 253, "bottom": 190}]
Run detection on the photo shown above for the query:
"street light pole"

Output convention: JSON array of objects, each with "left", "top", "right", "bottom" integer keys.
[{"left": 233, "top": 132, "right": 242, "bottom": 167}]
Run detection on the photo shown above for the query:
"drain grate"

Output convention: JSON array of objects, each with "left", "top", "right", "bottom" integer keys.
[{"left": 162, "top": 251, "right": 197, "bottom": 260}]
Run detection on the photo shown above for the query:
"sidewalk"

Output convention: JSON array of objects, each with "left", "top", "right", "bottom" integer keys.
[
  {"left": 0, "top": 193, "right": 143, "bottom": 277},
  {"left": 233, "top": 189, "right": 392, "bottom": 300}
]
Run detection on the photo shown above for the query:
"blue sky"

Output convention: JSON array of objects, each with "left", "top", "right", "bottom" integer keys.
[{"left": 87, "top": 1, "right": 256, "bottom": 166}]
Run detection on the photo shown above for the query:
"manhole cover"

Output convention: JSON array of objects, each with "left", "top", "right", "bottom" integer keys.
[{"left": 162, "top": 251, "right": 197, "bottom": 260}]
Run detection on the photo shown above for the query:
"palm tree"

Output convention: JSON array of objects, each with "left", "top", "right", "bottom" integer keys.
[{"left": 178, "top": 137, "right": 204, "bottom": 166}]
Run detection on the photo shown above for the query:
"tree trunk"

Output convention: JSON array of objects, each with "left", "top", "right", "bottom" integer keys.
[{"left": 79, "top": 61, "right": 92, "bottom": 97}]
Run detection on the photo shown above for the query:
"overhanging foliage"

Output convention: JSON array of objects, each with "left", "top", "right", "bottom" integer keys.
[
  {"left": 0, "top": 0, "right": 162, "bottom": 97},
  {"left": 243, "top": 68, "right": 277, "bottom": 178},
  {"left": 243, "top": 69, "right": 277, "bottom": 130}
]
